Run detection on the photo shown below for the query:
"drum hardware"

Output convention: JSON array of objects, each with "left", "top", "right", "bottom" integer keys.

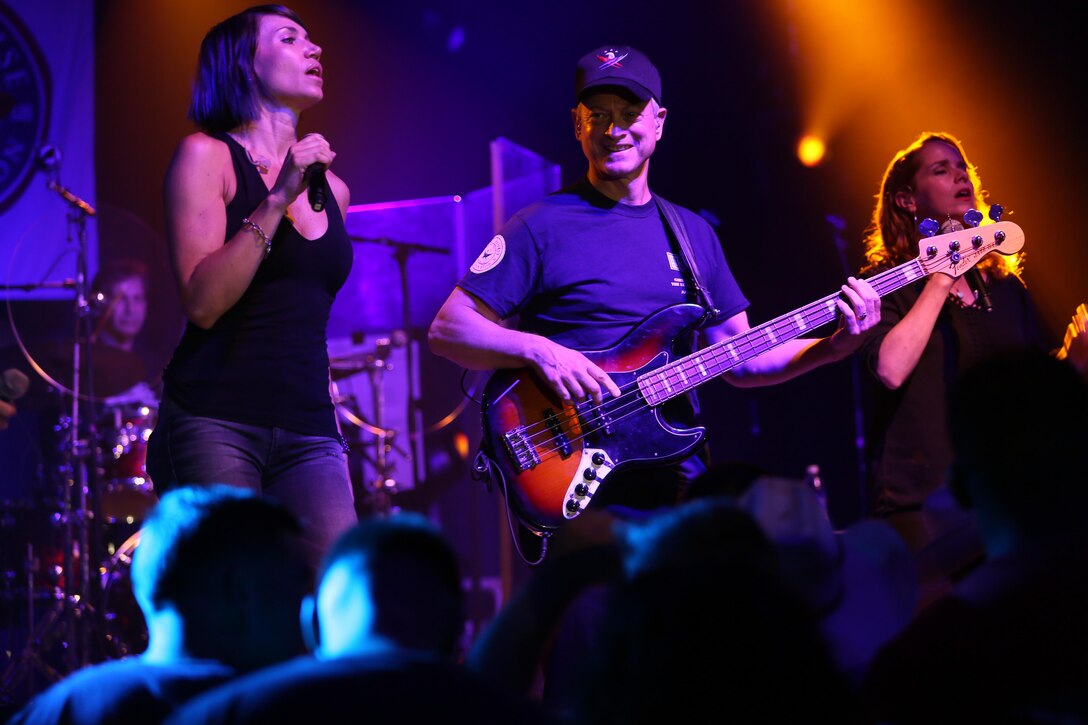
[
  {"left": 0, "top": 544, "right": 67, "bottom": 700},
  {"left": 0, "top": 159, "right": 108, "bottom": 705},
  {"left": 99, "top": 530, "right": 146, "bottom": 659},
  {"left": 331, "top": 335, "right": 409, "bottom": 516},
  {"left": 96, "top": 403, "right": 158, "bottom": 524},
  {"left": 351, "top": 236, "right": 450, "bottom": 496}
]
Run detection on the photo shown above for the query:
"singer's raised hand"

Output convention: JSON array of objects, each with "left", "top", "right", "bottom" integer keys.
[{"left": 272, "top": 133, "right": 335, "bottom": 203}]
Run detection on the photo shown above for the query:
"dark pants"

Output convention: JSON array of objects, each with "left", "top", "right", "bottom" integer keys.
[{"left": 145, "top": 396, "right": 358, "bottom": 573}]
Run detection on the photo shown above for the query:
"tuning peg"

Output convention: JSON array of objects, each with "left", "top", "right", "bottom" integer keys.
[
  {"left": 988, "top": 204, "right": 1004, "bottom": 221},
  {"left": 918, "top": 217, "right": 940, "bottom": 238},
  {"left": 963, "top": 209, "right": 984, "bottom": 228}
]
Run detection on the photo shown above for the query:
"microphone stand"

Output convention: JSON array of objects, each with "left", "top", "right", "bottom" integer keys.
[
  {"left": 45, "top": 171, "right": 100, "bottom": 673},
  {"left": 1, "top": 164, "right": 103, "bottom": 703}
]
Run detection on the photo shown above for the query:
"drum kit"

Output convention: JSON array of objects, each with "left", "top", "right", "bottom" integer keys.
[
  {"left": 0, "top": 372, "right": 159, "bottom": 699},
  {"left": 3, "top": 328, "right": 449, "bottom": 701}
]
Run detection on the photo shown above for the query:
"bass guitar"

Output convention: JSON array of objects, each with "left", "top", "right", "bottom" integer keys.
[{"left": 480, "top": 220, "right": 1025, "bottom": 534}]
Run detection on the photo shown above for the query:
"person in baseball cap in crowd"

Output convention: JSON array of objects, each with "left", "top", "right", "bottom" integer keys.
[{"left": 429, "top": 42, "right": 881, "bottom": 718}]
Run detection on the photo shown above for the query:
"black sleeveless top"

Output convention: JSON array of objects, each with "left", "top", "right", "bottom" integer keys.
[{"left": 160, "top": 132, "right": 353, "bottom": 437}]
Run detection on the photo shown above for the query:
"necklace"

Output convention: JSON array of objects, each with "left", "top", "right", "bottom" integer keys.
[
  {"left": 244, "top": 146, "right": 271, "bottom": 175},
  {"left": 232, "top": 131, "right": 271, "bottom": 174}
]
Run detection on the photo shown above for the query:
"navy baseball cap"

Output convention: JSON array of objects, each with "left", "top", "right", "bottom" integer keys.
[{"left": 575, "top": 44, "right": 661, "bottom": 104}]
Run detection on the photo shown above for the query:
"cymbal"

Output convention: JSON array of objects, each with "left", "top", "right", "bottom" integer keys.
[
  {"left": 329, "top": 351, "right": 388, "bottom": 380},
  {"left": 10, "top": 339, "right": 149, "bottom": 401}
]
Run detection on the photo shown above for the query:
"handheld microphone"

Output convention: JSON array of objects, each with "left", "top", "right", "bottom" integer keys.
[
  {"left": 306, "top": 164, "right": 327, "bottom": 212},
  {"left": 964, "top": 268, "right": 993, "bottom": 312},
  {"left": 0, "top": 368, "right": 30, "bottom": 403}
]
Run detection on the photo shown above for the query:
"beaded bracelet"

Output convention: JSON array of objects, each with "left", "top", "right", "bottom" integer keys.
[{"left": 241, "top": 217, "right": 272, "bottom": 259}]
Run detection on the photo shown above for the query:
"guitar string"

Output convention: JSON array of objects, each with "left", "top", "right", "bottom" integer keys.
[
  {"left": 509, "top": 274, "right": 887, "bottom": 452},
  {"left": 505, "top": 233, "right": 1011, "bottom": 469}
]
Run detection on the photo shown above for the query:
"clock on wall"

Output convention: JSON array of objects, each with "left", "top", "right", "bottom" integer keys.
[{"left": 0, "top": 2, "right": 51, "bottom": 212}]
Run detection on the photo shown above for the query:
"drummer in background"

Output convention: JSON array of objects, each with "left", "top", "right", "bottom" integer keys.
[{"left": 89, "top": 258, "right": 164, "bottom": 406}]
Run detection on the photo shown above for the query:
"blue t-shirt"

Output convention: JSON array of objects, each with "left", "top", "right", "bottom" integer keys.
[
  {"left": 458, "top": 178, "right": 750, "bottom": 510},
  {"left": 459, "top": 177, "right": 748, "bottom": 352}
]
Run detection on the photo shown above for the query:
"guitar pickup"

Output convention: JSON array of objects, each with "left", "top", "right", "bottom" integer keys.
[
  {"left": 544, "top": 409, "right": 573, "bottom": 457},
  {"left": 502, "top": 427, "right": 540, "bottom": 473},
  {"left": 576, "top": 400, "right": 614, "bottom": 437}
]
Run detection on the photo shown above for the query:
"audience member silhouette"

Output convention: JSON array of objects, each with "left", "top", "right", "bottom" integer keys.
[
  {"left": 494, "top": 462, "right": 768, "bottom": 714},
  {"left": 165, "top": 511, "right": 551, "bottom": 724},
  {"left": 8, "top": 484, "right": 310, "bottom": 725},
  {"left": 466, "top": 507, "right": 625, "bottom": 709},
  {"left": 860, "top": 347, "right": 1088, "bottom": 723},
  {"left": 570, "top": 496, "right": 864, "bottom": 724},
  {"left": 470, "top": 464, "right": 902, "bottom": 720},
  {"left": 725, "top": 472, "right": 917, "bottom": 689}
]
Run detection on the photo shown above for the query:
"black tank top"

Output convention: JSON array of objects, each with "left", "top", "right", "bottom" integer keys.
[{"left": 161, "top": 132, "right": 353, "bottom": 436}]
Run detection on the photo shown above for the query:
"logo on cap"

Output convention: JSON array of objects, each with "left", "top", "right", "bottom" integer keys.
[{"left": 596, "top": 49, "right": 629, "bottom": 70}]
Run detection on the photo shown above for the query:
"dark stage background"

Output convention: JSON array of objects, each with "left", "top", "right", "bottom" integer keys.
[{"left": 3, "top": 0, "right": 1086, "bottom": 637}]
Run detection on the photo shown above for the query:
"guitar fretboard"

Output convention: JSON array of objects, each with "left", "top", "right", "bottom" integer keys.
[{"left": 638, "top": 220, "right": 1022, "bottom": 406}]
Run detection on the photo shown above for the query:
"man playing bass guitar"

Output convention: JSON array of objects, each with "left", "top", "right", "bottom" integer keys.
[{"left": 427, "top": 44, "right": 884, "bottom": 551}]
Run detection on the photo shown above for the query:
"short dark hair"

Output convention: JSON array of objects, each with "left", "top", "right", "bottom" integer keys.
[
  {"left": 188, "top": 5, "right": 307, "bottom": 133},
  {"left": 91, "top": 258, "right": 149, "bottom": 297},
  {"left": 320, "top": 512, "right": 465, "bottom": 655},
  {"left": 130, "top": 484, "right": 302, "bottom": 614}
]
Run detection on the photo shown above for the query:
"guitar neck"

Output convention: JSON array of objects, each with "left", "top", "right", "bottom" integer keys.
[{"left": 638, "top": 220, "right": 1024, "bottom": 406}]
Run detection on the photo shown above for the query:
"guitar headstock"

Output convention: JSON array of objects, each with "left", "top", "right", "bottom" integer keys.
[{"left": 914, "top": 219, "right": 1024, "bottom": 279}]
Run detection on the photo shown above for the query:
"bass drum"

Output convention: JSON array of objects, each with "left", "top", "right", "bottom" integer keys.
[{"left": 100, "top": 530, "right": 147, "bottom": 659}]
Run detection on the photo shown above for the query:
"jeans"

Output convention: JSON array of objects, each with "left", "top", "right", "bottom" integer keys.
[{"left": 145, "top": 395, "right": 358, "bottom": 572}]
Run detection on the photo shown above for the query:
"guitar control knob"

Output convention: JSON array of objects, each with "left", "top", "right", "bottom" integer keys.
[
  {"left": 566, "top": 498, "right": 582, "bottom": 514},
  {"left": 574, "top": 483, "right": 590, "bottom": 497},
  {"left": 994, "top": 230, "right": 1006, "bottom": 244},
  {"left": 971, "top": 235, "right": 983, "bottom": 248},
  {"left": 591, "top": 452, "right": 606, "bottom": 466},
  {"left": 926, "top": 245, "right": 937, "bottom": 258},
  {"left": 948, "top": 240, "right": 960, "bottom": 252},
  {"left": 583, "top": 468, "right": 597, "bottom": 481}
]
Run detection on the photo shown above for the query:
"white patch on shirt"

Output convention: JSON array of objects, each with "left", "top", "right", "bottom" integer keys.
[
  {"left": 470, "top": 235, "right": 506, "bottom": 274},
  {"left": 666, "top": 251, "right": 680, "bottom": 271}
]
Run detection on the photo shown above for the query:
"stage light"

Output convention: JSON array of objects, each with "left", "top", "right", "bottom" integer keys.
[{"left": 797, "top": 134, "right": 826, "bottom": 167}]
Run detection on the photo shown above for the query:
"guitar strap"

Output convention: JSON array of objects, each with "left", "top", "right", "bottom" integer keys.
[{"left": 656, "top": 195, "right": 720, "bottom": 320}]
